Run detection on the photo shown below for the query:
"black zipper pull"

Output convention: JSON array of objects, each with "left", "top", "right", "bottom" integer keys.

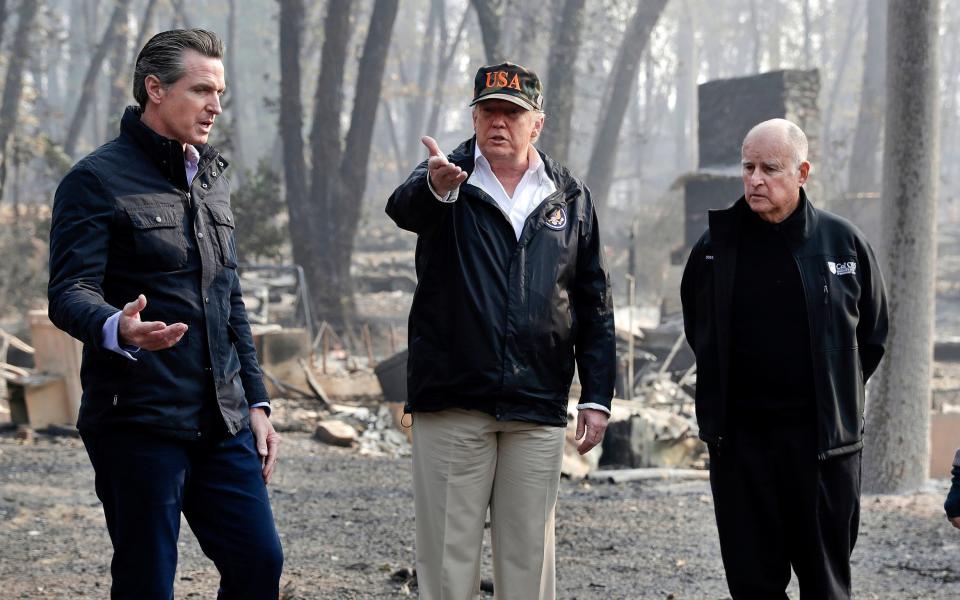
[{"left": 822, "top": 276, "right": 829, "bottom": 304}]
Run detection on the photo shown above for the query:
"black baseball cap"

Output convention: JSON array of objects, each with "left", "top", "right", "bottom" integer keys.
[{"left": 470, "top": 62, "right": 543, "bottom": 111}]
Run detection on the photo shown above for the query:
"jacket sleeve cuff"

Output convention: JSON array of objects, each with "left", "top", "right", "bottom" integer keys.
[
  {"left": 576, "top": 402, "right": 611, "bottom": 415},
  {"left": 101, "top": 311, "right": 140, "bottom": 360},
  {"left": 946, "top": 464, "right": 960, "bottom": 518},
  {"left": 249, "top": 402, "right": 270, "bottom": 417},
  {"left": 425, "top": 173, "right": 459, "bottom": 203}
]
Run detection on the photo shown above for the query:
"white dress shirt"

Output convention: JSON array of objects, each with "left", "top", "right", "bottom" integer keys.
[{"left": 469, "top": 143, "right": 555, "bottom": 239}]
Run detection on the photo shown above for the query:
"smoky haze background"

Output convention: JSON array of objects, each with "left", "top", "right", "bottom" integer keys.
[
  {"left": 0, "top": 0, "right": 957, "bottom": 490},
  {"left": 1, "top": 0, "right": 957, "bottom": 319}
]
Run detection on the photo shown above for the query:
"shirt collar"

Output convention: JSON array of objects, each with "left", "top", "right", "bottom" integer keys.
[
  {"left": 184, "top": 143, "right": 200, "bottom": 168},
  {"left": 473, "top": 142, "right": 548, "bottom": 184}
]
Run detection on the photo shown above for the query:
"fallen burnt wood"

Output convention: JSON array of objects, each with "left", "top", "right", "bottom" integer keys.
[{"left": 588, "top": 468, "right": 710, "bottom": 483}]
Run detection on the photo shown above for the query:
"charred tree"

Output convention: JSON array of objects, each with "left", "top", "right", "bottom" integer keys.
[
  {"left": 767, "top": 0, "right": 782, "bottom": 69},
  {"left": 130, "top": 0, "right": 160, "bottom": 68},
  {"left": 848, "top": 0, "right": 886, "bottom": 194},
  {"left": 307, "top": 0, "right": 351, "bottom": 243},
  {"left": 0, "top": 0, "right": 41, "bottom": 202},
  {"left": 64, "top": 0, "right": 131, "bottom": 157},
  {"left": 85, "top": 0, "right": 103, "bottom": 143},
  {"left": 424, "top": 5, "right": 469, "bottom": 138},
  {"left": 170, "top": 0, "right": 189, "bottom": 28},
  {"left": 538, "top": 0, "right": 585, "bottom": 163},
  {"left": 0, "top": 0, "right": 9, "bottom": 53},
  {"left": 864, "top": 0, "right": 940, "bottom": 494},
  {"left": 279, "top": 0, "right": 400, "bottom": 328},
  {"left": 277, "top": 0, "right": 310, "bottom": 293},
  {"left": 107, "top": 0, "right": 131, "bottom": 119},
  {"left": 820, "top": 0, "right": 863, "bottom": 186},
  {"left": 748, "top": 0, "right": 760, "bottom": 73},
  {"left": 225, "top": 0, "right": 246, "bottom": 171},
  {"left": 674, "top": 0, "right": 697, "bottom": 172},
  {"left": 470, "top": 0, "right": 504, "bottom": 64},
  {"left": 329, "top": 0, "right": 399, "bottom": 324},
  {"left": 404, "top": 0, "right": 438, "bottom": 159},
  {"left": 585, "top": 0, "right": 669, "bottom": 214}
]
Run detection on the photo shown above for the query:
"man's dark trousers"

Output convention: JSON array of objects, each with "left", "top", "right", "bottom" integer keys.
[
  {"left": 82, "top": 426, "right": 283, "bottom": 599},
  {"left": 709, "top": 413, "right": 861, "bottom": 600}
]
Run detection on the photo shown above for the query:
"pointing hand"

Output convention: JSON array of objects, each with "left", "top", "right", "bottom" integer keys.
[{"left": 422, "top": 136, "right": 467, "bottom": 197}]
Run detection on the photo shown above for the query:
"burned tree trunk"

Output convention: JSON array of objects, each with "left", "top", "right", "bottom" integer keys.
[
  {"left": 848, "top": 0, "right": 886, "bottom": 194},
  {"left": 673, "top": 0, "right": 697, "bottom": 172},
  {"left": 538, "top": 0, "right": 585, "bottom": 163},
  {"left": 864, "top": 0, "right": 940, "bottom": 494},
  {"left": 425, "top": 6, "right": 469, "bottom": 138},
  {"left": 404, "top": 0, "right": 438, "bottom": 159},
  {"left": 767, "top": 0, "right": 782, "bottom": 69},
  {"left": 585, "top": 0, "right": 668, "bottom": 214},
  {"left": 470, "top": 0, "right": 504, "bottom": 64},
  {"left": 130, "top": 0, "right": 159, "bottom": 57},
  {"left": 748, "top": 0, "right": 761, "bottom": 73},
  {"left": 64, "top": 0, "right": 131, "bottom": 157},
  {"left": 308, "top": 0, "right": 351, "bottom": 218},
  {"left": 303, "top": 0, "right": 351, "bottom": 325},
  {"left": 107, "top": 0, "right": 132, "bottom": 119},
  {"left": 318, "top": 0, "right": 399, "bottom": 327},
  {"left": 0, "top": 0, "right": 40, "bottom": 202},
  {"left": 277, "top": 0, "right": 311, "bottom": 299},
  {"left": 170, "top": 0, "right": 190, "bottom": 29},
  {"left": 0, "top": 0, "right": 9, "bottom": 54},
  {"left": 820, "top": 0, "right": 863, "bottom": 187},
  {"left": 225, "top": 0, "right": 246, "bottom": 171},
  {"left": 280, "top": 0, "right": 400, "bottom": 328}
]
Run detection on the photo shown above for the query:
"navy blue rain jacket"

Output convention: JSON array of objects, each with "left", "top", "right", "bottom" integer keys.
[
  {"left": 48, "top": 107, "right": 268, "bottom": 439},
  {"left": 386, "top": 137, "right": 616, "bottom": 426}
]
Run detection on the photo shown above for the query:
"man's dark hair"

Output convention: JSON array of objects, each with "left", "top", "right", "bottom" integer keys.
[{"left": 133, "top": 29, "right": 224, "bottom": 111}]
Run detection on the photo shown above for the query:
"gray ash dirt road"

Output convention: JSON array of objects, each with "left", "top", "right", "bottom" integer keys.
[{"left": 1, "top": 426, "right": 958, "bottom": 599}]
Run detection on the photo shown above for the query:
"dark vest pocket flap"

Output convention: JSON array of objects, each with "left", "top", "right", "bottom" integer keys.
[
  {"left": 206, "top": 203, "right": 236, "bottom": 228},
  {"left": 126, "top": 205, "right": 179, "bottom": 229}
]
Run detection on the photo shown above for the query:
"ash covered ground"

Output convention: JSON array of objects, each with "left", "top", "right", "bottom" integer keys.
[{"left": 1, "top": 419, "right": 957, "bottom": 600}]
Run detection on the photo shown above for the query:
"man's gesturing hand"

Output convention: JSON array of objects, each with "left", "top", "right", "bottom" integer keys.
[
  {"left": 576, "top": 408, "right": 609, "bottom": 455},
  {"left": 422, "top": 136, "right": 467, "bottom": 197},
  {"left": 118, "top": 294, "right": 188, "bottom": 350},
  {"left": 251, "top": 407, "right": 280, "bottom": 484}
]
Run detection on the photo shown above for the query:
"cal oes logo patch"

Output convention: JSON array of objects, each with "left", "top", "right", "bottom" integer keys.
[
  {"left": 827, "top": 260, "right": 857, "bottom": 276},
  {"left": 545, "top": 207, "right": 567, "bottom": 230}
]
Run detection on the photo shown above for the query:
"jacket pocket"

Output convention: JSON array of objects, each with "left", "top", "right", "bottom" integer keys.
[
  {"left": 819, "top": 255, "right": 862, "bottom": 351},
  {"left": 123, "top": 204, "right": 188, "bottom": 271},
  {"left": 206, "top": 203, "right": 238, "bottom": 268}
]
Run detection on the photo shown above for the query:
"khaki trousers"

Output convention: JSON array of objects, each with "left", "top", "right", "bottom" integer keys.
[{"left": 412, "top": 409, "right": 565, "bottom": 600}]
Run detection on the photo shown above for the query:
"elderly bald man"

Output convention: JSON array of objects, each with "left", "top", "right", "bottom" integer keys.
[{"left": 681, "top": 119, "right": 888, "bottom": 599}]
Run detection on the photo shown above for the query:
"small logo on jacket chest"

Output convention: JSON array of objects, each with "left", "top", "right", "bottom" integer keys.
[
  {"left": 827, "top": 261, "right": 857, "bottom": 276},
  {"left": 544, "top": 207, "right": 567, "bottom": 230}
]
